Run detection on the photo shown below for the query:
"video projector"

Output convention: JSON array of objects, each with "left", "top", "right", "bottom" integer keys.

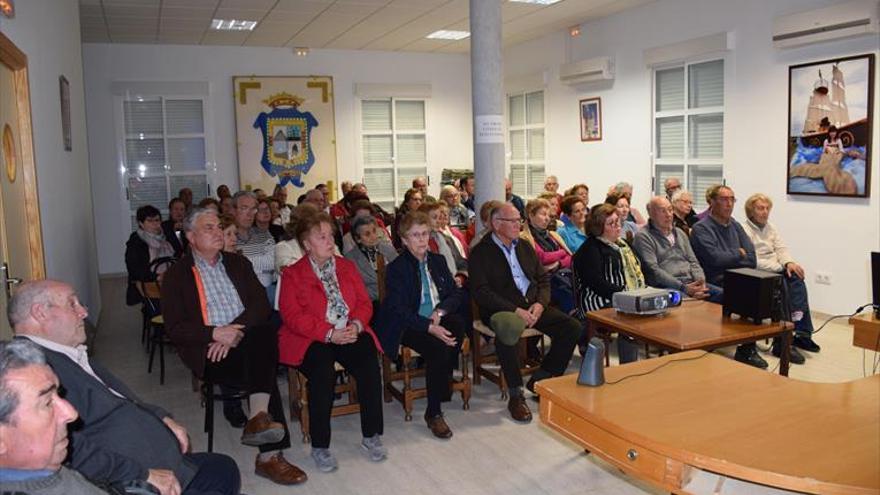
[{"left": 612, "top": 287, "right": 682, "bottom": 316}]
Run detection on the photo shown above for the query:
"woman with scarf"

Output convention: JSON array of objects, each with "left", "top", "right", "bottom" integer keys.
[
  {"left": 520, "top": 198, "right": 574, "bottom": 313},
  {"left": 125, "top": 205, "right": 176, "bottom": 308},
  {"left": 418, "top": 202, "right": 467, "bottom": 287},
  {"left": 572, "top": 203, "right": 646, "bottom": 363},
  {"left": 344, "top": 215, "right": 398, "bottom": 313}
]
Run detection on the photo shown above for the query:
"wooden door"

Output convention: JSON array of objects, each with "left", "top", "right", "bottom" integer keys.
[{"left": 0, "top": 33, "right": 45, "bottom": 339}]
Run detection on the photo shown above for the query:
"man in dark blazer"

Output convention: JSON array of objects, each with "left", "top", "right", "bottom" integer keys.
[
  {"left": 161, "top": 207, "right": 306, "bottom": 486},
  {"left": 10, "top": 279, "right": 240, "bottom": 495},
  {"left": 162, "top": 197, "right": 189, "bottom": 258},
  {"left": 469, "top": 203, "right": 580, "bottom": 423}
]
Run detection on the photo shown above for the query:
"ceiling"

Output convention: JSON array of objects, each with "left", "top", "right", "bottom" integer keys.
[{"left": 79, "top": 0, "right": 653, "bottom": 53}]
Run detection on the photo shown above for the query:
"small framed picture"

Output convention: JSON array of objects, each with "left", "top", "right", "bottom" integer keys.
[
  {"left": 59, "top": 75, "right": 71, "bottom": 151},
  {"left": 580, "top": 97, "right": 602, "bottom": 142}
]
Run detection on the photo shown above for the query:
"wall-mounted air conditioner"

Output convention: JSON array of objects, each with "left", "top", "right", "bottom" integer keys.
[
  {"left": 772, "top": 0, "right": 879, "bottom": 49},
  {"left": 558, "top": 56, "right": 614, "bottom": 85}
]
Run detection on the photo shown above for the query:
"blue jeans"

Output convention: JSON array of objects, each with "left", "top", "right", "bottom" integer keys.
[{"left": 783, "top": 273, "right": 813, "bottom": 337}]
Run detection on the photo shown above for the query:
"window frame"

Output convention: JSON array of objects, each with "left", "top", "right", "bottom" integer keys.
[
  {"left": 506, "top": 89, "right": 546, "bottom": 198},
  {"left": 358, "top": 97, "right": 428, "bottom": 210},
  {"left": 651, "top": 55, "right": 726, "bottom": 202}
]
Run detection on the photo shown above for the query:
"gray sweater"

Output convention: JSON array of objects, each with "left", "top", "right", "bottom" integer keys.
[
  {"left": 690, "top": 215, "right": 756, "bottom": 286},
  {"left": 632, "top": 222, "right": 704, "bottom": 291},
  {"left": 0, "top": 467, "right": 108, "bottom": 494}
]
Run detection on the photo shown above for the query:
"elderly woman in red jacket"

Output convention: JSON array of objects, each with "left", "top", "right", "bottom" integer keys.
[{"left": 278, "top": 212, "right": 386, "bottom": 474}]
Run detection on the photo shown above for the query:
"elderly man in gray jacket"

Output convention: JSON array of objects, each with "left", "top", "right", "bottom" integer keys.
[{"left": 633, "top": 197, "right": 721, "bottom": 302}]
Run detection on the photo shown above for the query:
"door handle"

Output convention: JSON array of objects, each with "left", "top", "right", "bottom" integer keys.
[{"left": 1, "top": 263, "right": 21, "bottom": 300}]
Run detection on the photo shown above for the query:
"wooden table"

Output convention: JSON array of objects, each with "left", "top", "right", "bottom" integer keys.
[
  {"left": 537, "top": 351, "right": 880, "bottom": 495},
  {"left": 850, "top": 312, "right": 880, "bottom": 352},
  {"left": 585, "top": 300, "right": 794, "bottom": 375}
]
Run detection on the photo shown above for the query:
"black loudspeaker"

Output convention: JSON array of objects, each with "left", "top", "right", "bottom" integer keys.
[{"left": 722, "top": 267, "right": 784, "bottom": 325}]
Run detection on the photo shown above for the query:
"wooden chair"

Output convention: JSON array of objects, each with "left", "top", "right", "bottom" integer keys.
[
  {"left": 471, "top": 300, "right": 546, "bottom": 400},
  {"left": 200, "top": 380, "right": 249, "bottom": 453},
  {"left": 142, "top": 257, "right": 176, "bottom": 384},
  {"left": 376, "top": 254, "right": 472, "bottom": 420},
  {"left": 286, "top": 365, "right": 360, "bottom": 444}
]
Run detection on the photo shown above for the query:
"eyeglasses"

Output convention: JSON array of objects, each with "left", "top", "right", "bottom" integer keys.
[
  {"left": 716, "top": 196, "right": 737, "bottom": 203},
  {"left": 496, "top": 217, "right": 522, "bottom": 224}
]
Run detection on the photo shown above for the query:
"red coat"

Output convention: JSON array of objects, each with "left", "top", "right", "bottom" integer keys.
[{"left": 278, "top": 255, "right": 381, "bottom": 366}]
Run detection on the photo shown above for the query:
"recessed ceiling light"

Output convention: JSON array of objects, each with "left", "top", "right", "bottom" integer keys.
[
  {"left": 426, "top": 30, "right": 470, "bottom": 41},
  {"left": 509, "top": 0, "right": 562, "bottom": 5},
  {"left": 211, "top": 18, "right": 258, "bottom": 31}
]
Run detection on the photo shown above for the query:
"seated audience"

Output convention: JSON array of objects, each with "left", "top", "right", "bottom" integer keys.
[
  {"left": 420, "top": 202, "right": 468, "bottom": 285},
  {"left": 537, "top": 191, "right": 563, "bottom": 229},
  {"left": 315, "top": 183, "right": 331, "bottom": 208},
  {"left": 743, "top": 193, "right": 820, "bottom": 355},
  {"left": 125, "top": 205, "right": 175, "bottom": 309},
  {"left": 344, "top": 215, "right": 398, "bottom": 307},
  {"left": 256, "top": 198, "right": 285, "bottom": 243},
  {"left": 178, "top": 187, "right": 194, "bottom": 212},
  {"left": 543, "top": 175, "right": 564, "bottom": 214},
  {"left": 392, "top": 188, "right": 424, "bottom": 249},
  {"left": 690, "top": 185, "right": 782, "bottom": 368},
  {"left": 440, "top": 184, "right": 474, "bottom": 229},
  {"left": 462, "top": 176, "right": 476, "bottom": 213},
  {"left": 608, "top": 182, "right": 647, "bottom": 226},
  {"left": 340, "top": 181, "right": 352, "bottom": 197},
  {"left": 341, "top": 199, "right": 391, "bottom": 253},
  {"left": 161, "top": 209, "right": 305, "bottom": 485},
  {"left": 468, "top": 199, "right": 503, "bottom": 249},
  {"left": 664, "top": 177, "right": 682, "bottom": 200},
  {"left": 504, "top": 179, "right": 526, "bottom": 218},
  {"left": 162, "top": 197, "right": 189, "bottom": 257},
  {"left": 0, "top": 339, "right": 107, "bottom": 495},
  {"left": 303, "top": 189, "right": 327, "bottom": 212},
  {"left": 572, "top": 204, "right": 645, "bottom": 363},
  {"left": 375, "top": 212, "right": 467, "bottom": 439},
  {"left": 695, "top": 186, "right": 715, "bottom": 221},
  {"left": 12, "top": 280, "right": 243, "bottom": 493},
  {"left": 278, "top": 212, "right": 386, "bottom": 473},
  {"left": 233, "top": 191, "right": 277, "bottom": 301},
  {"left": 220, "top": 214, "right": 238, "bottom": 253},
  {"left": 633, "top": 197, "right": 720, "bottom": 301},
  {"left": 272, "top": 185, "right": 292, "bottom": 226},
  {"left": 437, "top": 202, "right": 469, "bottom": 258},
  {"left": 565, "top": 183, "right": 589, "bottom": 206},
  {"left": 520, "top": 198, "right": 574, "bottom": 313},
  {"left": 198, "top": 197, "right": 220, "bottom": 212},
  {"left": 469, "top": 203, "right": 580, "bottom": 422},
  {"left": 605, "top": 193, "right": 639, "bottom": 243},
  {"left": 220, "top": 195, "right": 235, "bottom": 217},
  {"left": 217, "top": 184, "right": 231, "bottom": 200},
  {"left": 275, "top": 203, "right": 329, "bottom": 274},
  {"left": 557, "top": 195, "right": 588, "bottom": 253},
  {"left": 412, "top": 176, "right": 436, "bottom": 203},
  {"left": 671, "top": 189, "right": 698, "bottom": 235}
]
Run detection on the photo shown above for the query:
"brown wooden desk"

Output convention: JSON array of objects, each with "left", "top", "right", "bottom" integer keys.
[
  {"left": 586, "top": 300, "right": 794, "bottom": 375},
  {"left": 537, "top": 351, "right": 880, "bottom": 495},
  {"left": 849, "top": 313, "right": 880, "bottom": 352}
]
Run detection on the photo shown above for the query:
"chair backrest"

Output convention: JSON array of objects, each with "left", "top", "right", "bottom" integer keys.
[{"left": 150, "top": 256, "right": 177, "bottom": 280}]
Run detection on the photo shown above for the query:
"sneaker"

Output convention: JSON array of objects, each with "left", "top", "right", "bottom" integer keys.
[
  {"left": 310, "top": 448, "right": 338, "bottom": 473},
  {"left": 734, "top": 347, "right": 768, "bottom": 369},
  {"left": 793, "top": 335, "right": 821, "bottom": 353},
  {"left": 772, "top": 343, "right": 806, "bottom": 365},
  {"left": 361, "top": 435, "right": 387, "bottom": 462}
]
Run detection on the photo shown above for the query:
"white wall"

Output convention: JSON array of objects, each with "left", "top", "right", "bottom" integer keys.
[
  {"left": 0, "top": 0, "right": 101, "bottom": 320},
  {"left": 82, "top": 43, "right": 472, "bottom": 275},
  {"left": 503, "top": 0, "right": 880, "bottom": 315}
]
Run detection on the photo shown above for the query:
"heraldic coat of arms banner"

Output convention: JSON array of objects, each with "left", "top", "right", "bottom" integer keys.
[{"left": 233, "top": 75, "right": 337, "bottom": 195}]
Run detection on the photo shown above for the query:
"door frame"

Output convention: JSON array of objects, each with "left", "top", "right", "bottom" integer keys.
[{"left": 0, "top": 31, "right": 45, "bottom": 279}]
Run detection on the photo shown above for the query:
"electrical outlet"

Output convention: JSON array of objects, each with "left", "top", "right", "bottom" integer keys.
[{"left": 815, "top": 272, "right": 832, "bottom": 285}]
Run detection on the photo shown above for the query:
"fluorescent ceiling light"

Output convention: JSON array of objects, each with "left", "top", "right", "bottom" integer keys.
[
  {"left": 509, "top": 0, "right": 562, "bottom": 5},
  {"left": 211, "top": 18, "right": 258, "bottom": 31},
  {"left": 426, "top": 30, "right": 470, "bottom": 40}
]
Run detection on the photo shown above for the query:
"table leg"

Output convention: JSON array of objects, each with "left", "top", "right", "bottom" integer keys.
[{"left": 779, "top": 329, "right": 791, "bottom": 377}]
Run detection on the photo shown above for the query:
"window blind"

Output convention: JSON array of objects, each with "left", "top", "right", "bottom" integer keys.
[
  {"left": 165, "top": 99, "right": 204, "bottom": 134},
  {"left": 363, "top": 135, "right": 393, "bottom": 164},
  {"left": 654, "top": 165, "right": 684, "bottom": 196},
  {"left": 123, "top": 100, "right": 163, "bottom": 135},
  {"left": 655, "top": 67, "right": 684, "bottom": 112},
  {"left": 688, "top": 60, "right": 724, "bottom": 109},
  {"left": 689, "top": 113, "right": 723, "bottom": 159},
  {"left": 397, "top": 167, "right": 427, "bottom": 200},
  {"left": 688, "top": 165, "right": 723, "bottom": 207},
  {"left": 125, "top": 138, "right": 166, "bottom": 175},
  {"left": 510, "top": 164, "right": 526, "bottom": 197},
  {"left": 509, "top": 130, "right": 525, "bottom": 160},
  {"left": 509, "top": 94, "right": 525, "bottom": 126},
  {"left": 656, "top": 117, "right": 684, "bottom": 159},
  {"left": 169, "top": 175, "right": 210, "bottom": 203},
  {"left": 364, "top": 167, "right": 394, "bottom": 203},
  {"left": 395, "top": 100, "right": 425, "bottom": 131},
  {"left": 526, "top": 91, "right": 544, "bottom": 125},
  {"left": 167, "top": 137, "right": 206, "bottom": 171},
  {"left": 527, "top": 129, "right": 544, "bottom": 160},
  {"left": 396, "top": 135, "right": 426, "bottom": 164},
  {"left": 362, "top": 100, "right": 391, "bottom": 131},
  {"left": 128, "top": 176, "right": 168, "bottom": 209}
]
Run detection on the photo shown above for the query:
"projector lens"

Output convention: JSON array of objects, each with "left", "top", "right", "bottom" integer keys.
[{"left": 669, "top": 291, "right": 682, "bottom": 305}]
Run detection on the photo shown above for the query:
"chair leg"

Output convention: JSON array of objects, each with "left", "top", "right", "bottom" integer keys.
[
  {"left": 401, "top": 348, "right": 413, "bottom": 421},
  {"left": 296, "top": 372, "right": 310, "bottom": 444},
  {"left": 381, "top": 355, "right": 393, "bottom": 403},
  {"left": 460, "top": 337, "right": 471, "bottom": 410},
  {"left": 472, "top": 333, "right": 482, "bottom": 385},
  {"left": 147, "top": 325, "right": 157, "bottom": 375},
  {"left": 287, "top": 368, "right": 302, "bottom": 424},
  {"left": 158, "top": 332, "right": 166, "bottom": 385}
]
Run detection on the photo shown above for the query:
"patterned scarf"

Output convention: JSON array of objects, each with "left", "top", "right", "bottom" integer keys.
[
  {"left": 136, "top": 228, "right": 175, "bottom": 272},
  {"left": 309, "top": 256, "right": 350, "bottom": 329},
  {"left": 598, "top": 236, "right": 645, "bottom": 290},
  {"left": 358, "top": 243, "right": 379, "bottom": 270},
  {"left": 529, "top": 224, "right": 558, "bottom": 252}
]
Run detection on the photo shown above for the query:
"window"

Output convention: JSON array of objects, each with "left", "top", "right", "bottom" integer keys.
[
  {"left": 653, "top": 59, "right": 724, "bottom": 204},
  {"left": 120, "top": 96, "right": 211, "bottom": 229},
  {"left": 507, "top": 90, "right": 545, "bottom": 198},
  {"left": 360, "top": 98, "right": 427, "bottom": 211}
]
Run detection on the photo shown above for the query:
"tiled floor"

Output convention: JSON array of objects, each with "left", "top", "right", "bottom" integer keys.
[{"left": 92, "top": 276, "right": 875, "bottom": 494}]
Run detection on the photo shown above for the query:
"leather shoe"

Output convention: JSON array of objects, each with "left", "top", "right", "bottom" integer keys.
[
  {"left": 793, "top": 335, "right": 821, "bottom": 353},
  {"left": 255, "top": 453, "right": 307, "bottom": 485},
  {"left": 734, "top": 348, "right": 768, "bottom": 369},
  {"left": 772, "top": 343, "right": 805, "bottom": 365},
  {"left": 223, "top": 401, "right": 247, "bottom": 428},
  {"left": 241, "top": 411, "right": 285, "bottom": 446},
  {"left": 507, "top": 395, "right": 533, "bottom": 423},
  {"left": 425, "top": 414, "right": 453, "bottom": 439}
]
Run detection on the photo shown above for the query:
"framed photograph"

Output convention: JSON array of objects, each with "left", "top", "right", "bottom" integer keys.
[
  {"left": 59, "top": 75, "right": 71, "bottom": 152},
  {"left": 787, "top": 54, "right": 874, "bottom": 197},
  {"left": 580, "top": 97, "right": 602, "bottom": 141}
]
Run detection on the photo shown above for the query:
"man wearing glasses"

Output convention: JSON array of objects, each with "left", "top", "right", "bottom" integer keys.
[
  {"left": 469, "top": 203, "right": 580, "bottom": 423},
  {"left": 690, "top": 185, "right": 767, "bottom": 368}
]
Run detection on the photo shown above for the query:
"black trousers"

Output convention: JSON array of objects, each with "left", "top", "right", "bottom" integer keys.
[
  {"left": 183, "top": 452, "right": 241, "bottom": 495},
  {"left": 400, "top": 313, "right": 467, "bottom": 417},
  {"left": 298, "top": 332, "right": 383, "bottom": 449},
  {"left": 495, "top": 306, "right": 580, "bottom": 390},
  {"left": 203, "top": 322, "right": 290, "bottom": 453}
]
